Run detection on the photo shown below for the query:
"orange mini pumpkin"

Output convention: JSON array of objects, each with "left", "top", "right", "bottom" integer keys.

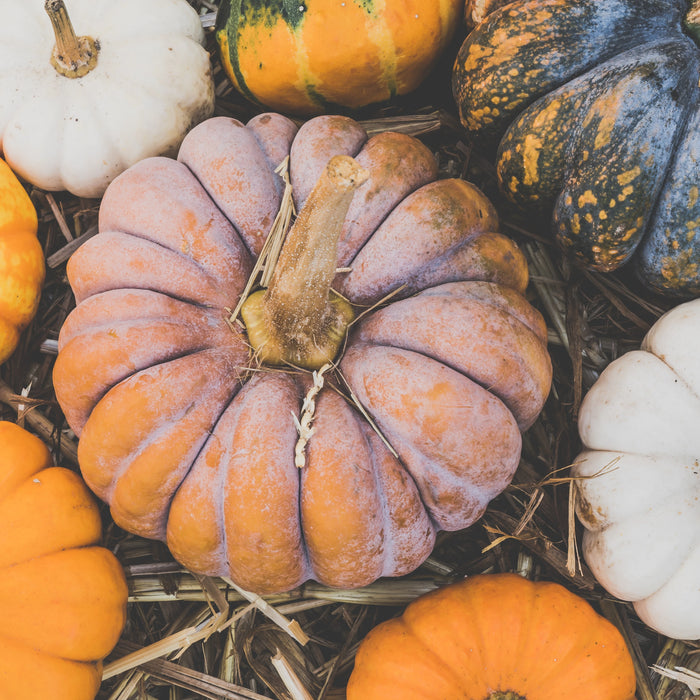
[
  {"left": 53, "top": 113, "right": 552, "bottom": 594},
  {"left": 347, "top": 573, "right": 637, "bottom": 700},
  {"left": 0, "top": 421, "right": 128, "bottom": 700},
  {"left": 0, "top": 158, "right": 44, "bottom": 364}
]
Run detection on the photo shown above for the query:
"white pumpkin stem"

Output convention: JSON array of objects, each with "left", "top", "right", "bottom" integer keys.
[
  {"left": 45, "top": 0, "right": 99, "bottom": 78},
  {"left": 241, "top": 155, "right": 369, "bottom": 370}
]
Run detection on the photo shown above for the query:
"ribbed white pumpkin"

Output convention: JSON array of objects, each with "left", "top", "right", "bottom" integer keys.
[
  {"left": 0, "top": 0, "right": 215, "bottom": 198},
  {"left": 573, "top": 297, "right": 700, "bottom": 640}
]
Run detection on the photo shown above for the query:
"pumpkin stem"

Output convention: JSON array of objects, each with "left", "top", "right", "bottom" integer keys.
[
  {"left": 45, "top": 0, "right": 99, "bottom": 78},
  {"left": 240, "top": 155, "right": 369, "bottom": 370},
  {"left": 485, "top": 693, "right": 526, "bottom": 700},
  {"left": 685, "top": 0, "right": 700, "bottom": 45}
]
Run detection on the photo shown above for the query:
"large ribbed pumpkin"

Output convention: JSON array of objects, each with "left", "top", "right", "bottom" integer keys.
[
  {"left": 53, "top": 113, "right": 552, "bottom": 595},
  {"left": 0, "top": 421, "right": 128, "bottom": 700},
  {"left": 452, "top": 0, "right": 700, "bottom": 296},
  {"left": 216, "top": 0, "right": 462, "bottom": 115},
  {"left": 346, "top": 574, "right": 637, "bottom": 700}
]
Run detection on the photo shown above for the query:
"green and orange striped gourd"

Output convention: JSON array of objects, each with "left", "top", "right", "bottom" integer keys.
[{"left": 216, "top": 0, "right": 462, "bottom": 115}]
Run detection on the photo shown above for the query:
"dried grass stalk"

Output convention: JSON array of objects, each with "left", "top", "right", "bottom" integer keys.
[
  {"left": 359, "top": 110, "right": 444, "bottom": 137},
  {"left": 223, "top": 578, "right": 310, "bottom": 646},
  {"left": 270, "top": 652, "right": 315, "bottom": 700},
  {"left": 651, "top": 666, "right": 700, "bottom": 696}
]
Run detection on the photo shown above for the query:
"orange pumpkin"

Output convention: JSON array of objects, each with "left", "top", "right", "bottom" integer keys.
[
  {"left": 0, "top": 158, "right": 44, "bottom": 364},
  {"left": 347, "top": 573, "right": 637, "bottom": 700},
  {"left": 215, "top": 0, "right": 462, "bottom": 115},
  {"left": 0, "top": 421, "right": 128, "bottom": 700},
  {"left": 53, "top": 113, "right": 552, "bottom": 594}
]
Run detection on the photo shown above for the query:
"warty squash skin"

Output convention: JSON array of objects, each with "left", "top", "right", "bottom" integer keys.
[
  {"left": 216, "top": 0, "right": 462, "bottom": 115},
  {"left": 0, "top": 421, "right": 128, "bottom": 700},
  {"left": 0, "top": 158, "right": 44, "bottom": 365},
  {"left": 572, "top": 298, "right": 700, "bottom": 640},
  {"left": 53, "top": 113, "right": 552, "bottom": 595},
  {"left": 346, "top": 573, "right": 637, "bottom": 700},
  {"left": 452, "top": 0, "right": 700, "bottom": 296}
]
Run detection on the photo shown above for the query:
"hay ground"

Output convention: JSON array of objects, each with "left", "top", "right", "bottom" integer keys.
[{"left": 1, "top": 3, "right": 698, "bottom": 699}]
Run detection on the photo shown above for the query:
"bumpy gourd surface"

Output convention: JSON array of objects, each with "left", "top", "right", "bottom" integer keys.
[
  {"left": 346, "top": 573, "right": 636, "bottom": 700},
  {"left": 54, "top": 113, "right": 552, "bottom": 594},
  {"left": 216, "top": 0, "right": 462, "bottom": 114},
  {"left": 452, "top": 0, "right": 700, "bottom": 295},
  {"left": 573, "top": 298, "right": 700, "bottom": 640},
  {"left": 0, "top": 421, "right": 128, "bottom": 700}
]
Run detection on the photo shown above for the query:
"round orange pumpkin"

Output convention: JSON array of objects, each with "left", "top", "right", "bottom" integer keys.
[
  {"left": 53, "top": 113, "right": 552, "bottom": 594},
  {"left": 215, "top": 0, "right": 463, "bottom": 115},
  {"left": 346, "top": 573, "right": 637, "bottom": 700},
  {"left": 0, "top": 158, "right": 44, "bottom": 364},
  {"left": 0, "top": 421, "right": 128, "bottom": 700}
]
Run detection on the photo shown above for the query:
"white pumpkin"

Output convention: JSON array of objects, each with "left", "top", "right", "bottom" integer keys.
[
  {"left": 0, "top": 0, "right": 215, "bottom": 198},
  {"left": 572, "top": 297, "right": 700, "bottom": 640}
]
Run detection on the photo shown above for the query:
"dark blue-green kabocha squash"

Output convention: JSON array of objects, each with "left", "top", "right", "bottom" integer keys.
[{"left": 452, "top": 0, "right": 700, "bottom": 296}]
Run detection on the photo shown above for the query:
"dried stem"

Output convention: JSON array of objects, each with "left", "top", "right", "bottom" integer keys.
[
  {"left": 45, "top": 0, "right": 99, "bottom": 78},
  {"left": 241, "top": 155, "right": 368, "bottom": 369},
  {"left": 0, "top": 378, "right": 78, "bottom": 464}
]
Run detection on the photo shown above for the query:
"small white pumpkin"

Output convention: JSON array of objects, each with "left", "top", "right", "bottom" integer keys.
[
  {"left": 0, "top": 0, "right": 215, "bottom": 198},
  {"left": 572, "top": 297, "right": 700, "bottom": 640}
]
